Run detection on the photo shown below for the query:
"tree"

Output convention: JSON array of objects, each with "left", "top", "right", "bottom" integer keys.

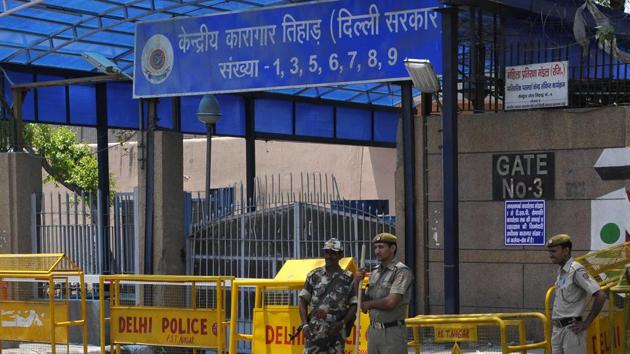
[
  {"left": 594, "top": 0, "right": 626, "bottom": 11},
  {"left": 0, "top": 94, "right": 114, "bottom": 203},
  {"left": 23, "top": 123, "right": 115, "bottom": 201},
  {"left": 0, "top": 104, "right": 115, "bottom": 206}
]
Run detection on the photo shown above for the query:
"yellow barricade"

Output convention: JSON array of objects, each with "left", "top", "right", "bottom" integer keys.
[
  {"left": 99, "top": 274, "right": 233, "bottom": 354},
  {"left": 229, "top": 257, "right": 375, "bottom": 354},
  {"left": 602, "top": 268, "right": 630, "bottom": 354},
  {"left": 0, "top": 253, "right": 88, "bottom": 354},
  {"left": 405, "top": 312, "right": 549, "bottom": 353}
]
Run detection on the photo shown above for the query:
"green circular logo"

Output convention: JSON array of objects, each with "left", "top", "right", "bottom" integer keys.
[{"left": 600, "top": 223, "right": 621, "bottom": 244}]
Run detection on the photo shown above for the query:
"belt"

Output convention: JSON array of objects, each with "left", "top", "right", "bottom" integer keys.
[
  {"left": 370, "top": 320, "right": 405, "bottom": 329},
  {"left": 552, "top": 317, "right": 582, "bottom": 328}
]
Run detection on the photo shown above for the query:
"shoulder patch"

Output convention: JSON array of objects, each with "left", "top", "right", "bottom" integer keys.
[{"left": 574, "top": 267, "right": 591, "bottom": 280}]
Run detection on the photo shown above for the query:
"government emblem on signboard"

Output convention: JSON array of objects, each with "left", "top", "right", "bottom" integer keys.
[{"left": 141, "top": 34, "right": 174, "bottom": 84}]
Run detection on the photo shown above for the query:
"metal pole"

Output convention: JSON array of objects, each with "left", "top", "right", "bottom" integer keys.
[
  {"left": 441, "top": 5, "right": 460, "bottom": 314},
  {"left": 421, "top": 92, "right": 432, "bottom": 315},
  {"left": 144, "top": 99, "right": 156, "bottom": 274},
  {"left": 96, "top": 83, "right": 111, "bottom": 274},
  {"left": 245, "top": 97, "right": 256, "bottom": 210},
  {"left": 401, "top": 81, "right": 416, "bottom": 317},
  {"left": 10, "top": 88, "right": 24, "bottom": 152},
  {"left": 205, "top": 123, "right": 214, "bottom": 220}
]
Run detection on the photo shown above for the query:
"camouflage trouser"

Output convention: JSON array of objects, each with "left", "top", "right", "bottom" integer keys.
[{"left": 303, "top": 334, "right": 345, "bottom": 354}]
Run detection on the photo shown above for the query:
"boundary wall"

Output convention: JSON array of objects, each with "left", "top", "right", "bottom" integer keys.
[{"left": 400, "top": 106, "right": 630, "bottom": 321}]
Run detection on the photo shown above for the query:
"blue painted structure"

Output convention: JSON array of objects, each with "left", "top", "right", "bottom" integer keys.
[
  {"left": 2, "top": 65, "right": 399, "bottom": 146},
  {"left": 133, "top": 0, "right": 442, "bottom": 97}
]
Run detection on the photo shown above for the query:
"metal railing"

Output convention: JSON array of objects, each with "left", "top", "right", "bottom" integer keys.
[
  {"left": 99, "top": 274, "right": 233, "bottom": 354},
  {"left": 405, "top": 312, "right": 550, "bottom": 353},
  {"left": 454, "top": 39, "right": 630, "bottom": 112}
]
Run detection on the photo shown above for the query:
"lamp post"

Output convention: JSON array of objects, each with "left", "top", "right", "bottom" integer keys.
[
  {"left": 406, "top": 55, "right": 459, "bottom": 314},
  {"left": 403, "top": 59, "right": 452, "bottom": 313},
  {"left": 196, "top": 94, "right": 222, "bottom": 221}
]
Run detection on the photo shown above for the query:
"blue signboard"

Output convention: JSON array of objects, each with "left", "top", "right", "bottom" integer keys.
[
  {"left": 505, "top": 200, "right": 546, "bottom": 246},
  {"left": 134, "top": 0, "right": 442, "bottom": 98}
]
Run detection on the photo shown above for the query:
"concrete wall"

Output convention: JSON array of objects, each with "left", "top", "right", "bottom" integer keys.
[
  {"left": 0, "top": 152, "right": 42, "bottom": 253},
  {"left": 152, "top": 131, "right": 185, "bottom": 275},
  {"left": 401, "top": 106, "right": 630, "bottom": 317},
  {"left": 45, "top": 137, "right": 397, "bottom": 213}
]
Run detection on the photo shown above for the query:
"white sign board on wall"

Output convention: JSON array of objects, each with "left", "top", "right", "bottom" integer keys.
[{"left": 505, "top": 61, "right": 568, "bottom": 111}]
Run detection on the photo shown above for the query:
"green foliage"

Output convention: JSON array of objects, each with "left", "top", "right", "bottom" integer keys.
[
  {"left": 23, "top": 123, "right": 115, "bottom": 199},
  {"left": 595, "top": 24, "right": 615, "bottom": 44},
  {"left": 0, "top": 119, "right": 12, "bottom": 152}
]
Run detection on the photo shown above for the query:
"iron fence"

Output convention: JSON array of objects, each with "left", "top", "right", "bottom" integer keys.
[
  {"left": 453, "top": 31, "right": 630, "bottom": 112},
  {"left": 32, "top": 191, "right": 137, "bottom": 275}
]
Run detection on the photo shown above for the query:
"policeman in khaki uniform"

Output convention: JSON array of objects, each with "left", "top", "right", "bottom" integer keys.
[
  {"left": 299, "top": 238, "right": 358, "bottom": 354},
  {"left": 357, "top": 233, "right": 413, "bottom": 354},
  {"left": 547, "top": 234, "right": 607, "bottom": 354}
]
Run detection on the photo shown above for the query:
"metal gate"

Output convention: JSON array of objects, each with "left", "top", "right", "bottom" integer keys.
[
  {"left": 32, "top": 190, "right": 137, "bottom": 275},
  {"left": 190, "top": 173, "right": 395, "bottom": 278}
]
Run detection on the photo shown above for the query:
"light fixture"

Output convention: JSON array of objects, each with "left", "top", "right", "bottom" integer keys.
[
  {"left": 196, "top": 94, "right": 222, "bottom": 125},
  {"left": 81, "top": 52, "right": 133, "bottom": 80},
  {"left": 404, "top": 58, "right": 441, "bottom": 93},
  {"left": 196, "top": 94, "right": 222, "bottom": 221}
]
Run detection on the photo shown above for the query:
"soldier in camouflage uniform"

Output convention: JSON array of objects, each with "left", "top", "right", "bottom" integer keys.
[{"left": 298, "top": 238, "right": 358, "bottom": 354}]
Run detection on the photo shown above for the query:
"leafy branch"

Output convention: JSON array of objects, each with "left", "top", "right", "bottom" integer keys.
[{"left": 0, "top": 92, "right": 115, "bottom": 205}]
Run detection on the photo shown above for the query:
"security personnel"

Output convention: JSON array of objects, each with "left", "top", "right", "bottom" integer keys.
[
  {"left": 547, "top": 234, "right": 606, "bottom": 354},
  {"left": 358, "top": 233, "right": 413, "bottom": 354},
  {"left": 299, "top": 238, "right": 357, "bottom": 354}
]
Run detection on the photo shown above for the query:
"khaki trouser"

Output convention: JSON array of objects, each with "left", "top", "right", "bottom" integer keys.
[
  {"left": 367, "top": 325, "right": 407, "bottom": 354},
  {"left": 551, "top": 325, "right": 586, "bottom": 354}
]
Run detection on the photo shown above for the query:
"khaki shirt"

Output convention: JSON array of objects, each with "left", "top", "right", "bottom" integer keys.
[
  {"left": 366, "top": 261, "right": 413, "bottom": 323},
  {"left": 552, "top": 257, "right": 600, "bottom": 319}
]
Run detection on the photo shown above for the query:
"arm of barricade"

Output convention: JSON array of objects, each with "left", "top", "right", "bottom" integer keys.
[
  {"left": 407, "top": 326, "right": 422, "bottom": 354},
  {"left": 544, "top": 286, "right": 554, "bottom": 353},
  {"left": 405, "top": 315, "right": 509, "bottom": 353},
  {"left": 500, "top": 313, "right": 549, "bottom": 354},
  {"left": 405, "top": 312, "right": 550, "bottom": 354},
  {"left": 545, "top": 286, "right": 554, "bottom": 322}
]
